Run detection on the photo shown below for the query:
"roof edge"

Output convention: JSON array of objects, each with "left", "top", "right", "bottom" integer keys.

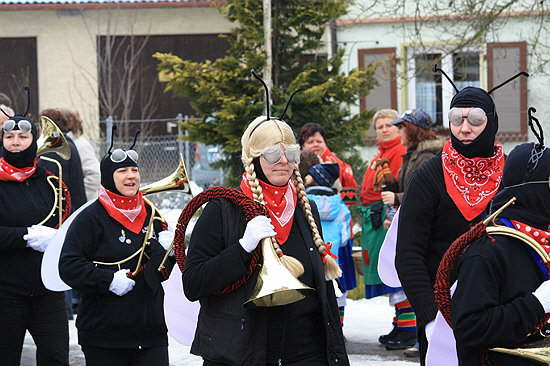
[{"left": 0, "top": 1, "right": 216, "bottom": 10}]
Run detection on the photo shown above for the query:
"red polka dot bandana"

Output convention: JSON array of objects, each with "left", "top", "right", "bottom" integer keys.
[
  {"left": 511, "top": 220, "right": 550, "bottom": 252},
  {"left": 0, "top": 157, "right": 36, "bottom": 182}
]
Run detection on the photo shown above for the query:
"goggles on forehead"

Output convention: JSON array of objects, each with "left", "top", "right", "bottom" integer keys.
[
  {"left": 448, "top": 107, "right": 487, "bottom": 127},
  {"left": 261, "top": 144, "right": 300, "bottom": 165},
  {"left": 110, "top": 148, "right": 139, "bottom": 163},
  {"left": 2, "top": 119, "right": 32, "bottom": 133}
]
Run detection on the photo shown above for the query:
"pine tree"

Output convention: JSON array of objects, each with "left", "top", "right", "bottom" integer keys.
[{"left": 154, "top": 0, "right": 377, "bottom": 185}]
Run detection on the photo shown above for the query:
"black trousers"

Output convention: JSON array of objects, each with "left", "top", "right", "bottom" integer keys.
[
  {"left": 82, "top": 345, "right": 169, "bottom": 366},
  {"left": 203, "top": 354, "right": 328, "bottom": 366},
  {"left": 0, "top": 292, "right": 69, "bottom": 366}
]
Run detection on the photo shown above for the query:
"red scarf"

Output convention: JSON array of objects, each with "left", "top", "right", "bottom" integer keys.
[
  {"left": 98, "top": 186, "right": 147, "bottom": 234},
  {"left": 240, "top": 174, "right": 297, "bottom": 245},
  {"left": 511, "top": 220, "right": 550, "bottom": 254},
  {"left": 0, "top": 157, "right": 37, "bottom": 182},
  {"left": 442, "top": 139, "right": 505, "bottom": 221}
]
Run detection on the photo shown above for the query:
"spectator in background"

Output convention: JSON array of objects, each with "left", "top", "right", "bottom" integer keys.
[
  {"left": 298, "top": 123, "right": 358, "bottom": 206},
  {"left": 63, "top": 109, "right": 100, "bottom": 201},
  {"left": 359, "top": 109, "right": 412, "bottom": 350},
  {"left": 40, "top": 108, "right": 88, "bottom": 320},
  {"left": 379, "top": 109, "right": 443, "bottom": 356},
  {"left": 39, "top": 108, "right": 87, "bottom": 212},
  {"left": 300, "top": 150, "right": 355, "bottom": 327}
]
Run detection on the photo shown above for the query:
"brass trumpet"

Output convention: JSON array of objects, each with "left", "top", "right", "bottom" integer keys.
[{"left": 36, "top": 116, "right": 71, "bottom": 227}]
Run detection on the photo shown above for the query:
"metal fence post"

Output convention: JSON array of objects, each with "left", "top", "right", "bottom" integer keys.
[
  {"left": 176, "top": 113, "right": 191, "bottom": 179},
  {"left": 105, "top": 116, "right": 114, "bottom": 150}
]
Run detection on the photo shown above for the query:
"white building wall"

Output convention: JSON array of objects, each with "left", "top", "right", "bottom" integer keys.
[
  {"left": 337, "top": 13, "right": 550, "bottom": 161},
  {"left": 0, "top": 6, "right": 232, "bottom": 139}
]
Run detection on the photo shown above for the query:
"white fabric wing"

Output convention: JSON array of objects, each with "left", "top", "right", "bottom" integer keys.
[
  {"left": 378, "top": 207, "right": 401, "bottom": 287},
  {"left": 426, "top": 282, "right": 458, "bottom": 366},
  {"left": 41, "top": 200, "right": 95, "bottom": 291},
  {"left": 162, "top": 266, "right": 200, "bottom": 345}
]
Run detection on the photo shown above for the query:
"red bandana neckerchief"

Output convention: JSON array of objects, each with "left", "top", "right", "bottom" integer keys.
[
  {"left": 240, "top": 173, "right": 297, "bottom": 245},
  {"left": 98, "top": 186, "right": 147, "bottom": 234},
  {"left": 441, "top": 139, "right": 505, "bottom": 221},
  {"left": 510, "top": 220, "right": 550, "bottom": 254},
  {"left": 0, "top": 157, "right": 37, "bottom": 182}
]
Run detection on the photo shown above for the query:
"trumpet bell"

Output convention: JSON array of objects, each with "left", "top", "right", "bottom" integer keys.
[
  {"left": 244, "top": 238, "right": 315, "bottom": 308},
  {"left": 36, "top": 116, "right": 71, "bottom": 160},
  {"left": 140, "top": 155, "right": 191, "bottom": 195}
]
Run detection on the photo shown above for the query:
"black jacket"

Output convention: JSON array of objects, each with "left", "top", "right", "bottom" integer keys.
[
  {"left": 396, "top": 155, "right": 482, "bottom": 326},
  {"left": 0, "top": 167, "right": 59, "bottom": 298},
  {"left": 452, "top": 233, "right": 545, "bottom": 366},
  {"left": 39, "top": 135, "right": 87, "bottom": 211},
  {"left": 183, "top": 198, "right": 349, "bottom": 366},
  {"left": 59, "top": 201, "right": 175, "bottom": 349}
]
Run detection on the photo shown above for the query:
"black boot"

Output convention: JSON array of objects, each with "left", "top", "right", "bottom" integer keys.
[
  {"left": 378, "top": 327, "right": 398, "bottom": 345},
  {"left": 384, "top": 329, "right": 417, "bottom": 350}
]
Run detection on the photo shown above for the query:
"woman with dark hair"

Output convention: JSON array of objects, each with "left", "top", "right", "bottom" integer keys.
[
  {"left": 59, "top": 139, "right": 176, "bottom": 365},
  {"left": 0, "top": 111, "right": 70, "bottom": 366},
  {"left": 183, "top": 116, "right": 348, "bottom": 366},
  {"left": 298, "top": 122, "right": 358, "bottom": 205}
]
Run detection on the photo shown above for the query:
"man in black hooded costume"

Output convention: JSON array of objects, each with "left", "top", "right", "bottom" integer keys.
[
  {"left": 396, "top": 82, "right": 509, "bottom": 364},
  {"left": 451, "top": 141, "right": 550, "bottom": 365}
]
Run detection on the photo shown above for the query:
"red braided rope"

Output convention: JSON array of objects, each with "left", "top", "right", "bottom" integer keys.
[
  {"left": 434, "top": 221, "right": 488, "bottom": 326},
  {"left": 435, "top": 222, "right": 550, "bottom": 338},
  {"left": 173, "top": 186, "right": 267, "bottom": 295},
  {"left": 45, "top": 171, "right": 72, "bottom": 228}
]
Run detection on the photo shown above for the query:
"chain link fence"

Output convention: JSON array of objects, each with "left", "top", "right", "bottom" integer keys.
[{"left": 93, "top": 115, "right": 225, "bottom": 187}]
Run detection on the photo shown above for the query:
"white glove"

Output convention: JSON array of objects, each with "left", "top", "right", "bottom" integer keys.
[
  {"left": 108, "top": 269, "right": 136, "bottom": 296},
  {"left": 158, "top": 230, "right": 175, "bottom": 256},
  {"left": 239, "top": 215, "right": 276, "bottom": 253},
  {"left": 534, "top": 280, "right": 550, "bottom": 313},
  {"left": 23, "top": 225, "right": 58, "bottom": 252}
]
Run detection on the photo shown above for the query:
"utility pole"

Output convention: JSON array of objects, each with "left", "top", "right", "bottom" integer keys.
[{"left": 263, "top": 0, "right": 272, "bottom": 114}]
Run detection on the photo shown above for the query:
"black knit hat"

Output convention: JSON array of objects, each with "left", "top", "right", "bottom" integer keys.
[
  {"left": 309, "top": 163, "right": 340, "bottom": 187},
  {"left": 101, "top": 129, "right": 139, "bottom": 195},
  {"left": 0, "top": 88, "right": 39, "bottom": 168}
]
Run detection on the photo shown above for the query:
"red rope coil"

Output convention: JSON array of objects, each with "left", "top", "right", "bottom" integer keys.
[{"left": 173, "top": 186, "right": 267, "bottom": 295}]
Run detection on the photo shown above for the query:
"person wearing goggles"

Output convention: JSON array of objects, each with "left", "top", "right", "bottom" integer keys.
[
  {"left": 0, "top": 108, "right": 70, "bottom": 366},
  {"left": 183, "top": 115, "right": 350, "bottom": 366},
  {"left": 59, "top": 132, "right": 175, "bottom": 366},
  {"left": 396, "top": 82, "right": 507, "bottom": 365}
]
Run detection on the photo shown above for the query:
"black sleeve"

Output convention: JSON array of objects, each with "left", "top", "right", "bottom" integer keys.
[
  {"left": 0, "top": 226, "right": 28, "bottom": 251},
  {"left": 452, "top": 253, "right": 545, "bottom": 348},
  {"left": 144, "top": 218, "right": 176, "bottom": 289},
  {"left": 395, "top": 164, "right": 439, "bottom": 326},
  {"left": 182, "top": 201, "right": 252, "bottom": 301},
  {"left": 59, "top": 211, "right": 114, "bottom": 295}
]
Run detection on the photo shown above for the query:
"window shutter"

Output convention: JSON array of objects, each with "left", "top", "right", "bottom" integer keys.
[
  {"left": 487, "top": 42, "right": 527, "bottom": 141},
  {"left": 358, "top": 48, "right": 397, "bottom": 143}
]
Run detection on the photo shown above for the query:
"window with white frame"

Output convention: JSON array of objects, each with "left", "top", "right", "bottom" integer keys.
[{"left": 407, "top": 49, "right": 480, "bottom": 127}]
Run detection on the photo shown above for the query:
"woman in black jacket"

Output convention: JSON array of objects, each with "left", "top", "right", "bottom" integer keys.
[
  {"left": 183, "top": 116, "right": 349, "bottom": 366},
  {"left": 59, "top": 139, "right": 175, "bottom": 366},
  {"left": 450, "top": 142, "right": 550, "bottom": 366},
  {"left": 0, "top": 113, "right": 70, "bottom": 366}
]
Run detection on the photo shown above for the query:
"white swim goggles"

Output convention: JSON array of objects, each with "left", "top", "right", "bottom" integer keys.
[{"left": 2, "top": 119, "right": 32, "bottom": 133}]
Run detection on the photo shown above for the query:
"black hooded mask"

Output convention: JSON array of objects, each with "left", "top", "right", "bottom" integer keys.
[
  {"left": 490, "top": 143, "right": 550, "bottom": 230},
  {"left": 449, "top": 87, "right": 498, "bottom": 159},
  {"left": 100, "top": 152, "right": 138, "bottom": 196},
  {"left": 1, "top": 115, "right": 39, "bottom": 169}
]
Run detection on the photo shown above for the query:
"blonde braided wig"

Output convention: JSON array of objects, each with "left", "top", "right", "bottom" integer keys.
[{"left": 241, "top": 117, "right": 342, "bottom": 280}]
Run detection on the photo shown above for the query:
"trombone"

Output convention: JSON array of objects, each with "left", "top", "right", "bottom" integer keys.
[{"left": 36, "top": 116, "right": 71, "bottom": 227}]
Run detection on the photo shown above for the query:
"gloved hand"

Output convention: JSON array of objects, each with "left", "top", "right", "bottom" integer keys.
[
  {"left": 23, "top": 225, "right": 58, "bottom": 252},
  {"left": 108, "top": 269, "right": 136, "bottom": 296},
  {"left": 534, "top": 280, "right": 550, "bottom": 313},
  {"left": 239, "top": 215, "right": 276, "bottom": 253},
  {"left": 158, "top": 230, "right": 175, "bottom": 256}
]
